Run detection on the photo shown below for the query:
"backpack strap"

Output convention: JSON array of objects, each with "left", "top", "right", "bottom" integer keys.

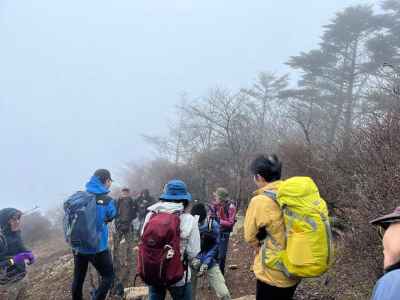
[
  {"left": 264, "top": 190, "right": 278, "bottom": 203},
  {"left": 223, "top": 202, "right": 229, "bottom": 217},
  {"left": 207, "top": 216, "right": 213, "bottom": 233},
  {"left": 260, "top": 190, "right": 284, "bottom": 254},
  {"left": 264, "top": 190, "right": 287, "bottom": 212},
  {"left": 96, "top": 194, "right": 112, "bottom": 205},
  {"left": 0, "top": 230, "right": 7, "bottom": 257}
]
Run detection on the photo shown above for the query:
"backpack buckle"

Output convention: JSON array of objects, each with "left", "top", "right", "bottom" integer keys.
[{"left": 164, "top": 245, "right": 175, "bottom": 259}]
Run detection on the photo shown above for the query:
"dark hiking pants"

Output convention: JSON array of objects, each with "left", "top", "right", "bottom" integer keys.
[
  {"left": 149, "top": 283, "right": 192, "bottom": 300},
  {"left": 219, "top": 232, "right": 231, "bottom": 274},
  {"left": 256, "top": 280, "right": 297, "bottom": 300},
  {"left": 72, "top": 250, "right": 115, "bottom": 300}
]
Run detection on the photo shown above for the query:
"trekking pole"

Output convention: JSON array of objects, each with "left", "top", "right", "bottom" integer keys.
[
  {"left": 22, "top": 205, "right": 39, "bottom": 216},
  {"left": 0, "top": 231, "right": 7, "bottom": 256}
]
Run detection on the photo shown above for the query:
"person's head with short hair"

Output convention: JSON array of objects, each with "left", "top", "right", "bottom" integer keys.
[
  {"left": 214, "top": 187, "right": 229, "bottom": 204},
  {"left": 121, "top": 188, "right": 130, "bottom": 198},
  {"left": 94, "top": 169, "right": 113, "bottom": 189},
  {"left": 250, "top": 154, "right": 282, "bottom": 188},
  {"left": 191, "top": 203, "right": 207, "bottom": 224}
]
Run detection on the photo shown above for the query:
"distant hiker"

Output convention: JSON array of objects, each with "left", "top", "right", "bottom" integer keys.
[
  {"left": 190, "top": 203, "right": 231, "bottom": 300},
  {"left": 370, "top": 207, "right": 400, "bottom": 300},
  {"left": 130, "top": 190, "right": 141, "bottom": 240},
  {"left": 137, "top": 179, "right": 200, "bottom": 300},
  {"left": 113, "top": 188, "right": 138, "bottom": 290},
  {"left": 114, "top": 187, "right": 138, "bottom": 251},
  {"left": 244, "top": 155, "right": 299, "bottom": 300},
  {"left": 136, "top": 189, "right": 155, "bottom": 232},
  {"left": 208, "top": 187, "right": 237, "bottom": 274},
  {"left": 0, "top": 208, "right": 35, "bottom": 300},
  {"left": 64, "top": 169, "right": 117, "bottom": 300},
  {"left": 115, "top": 188, "right": 138, "bottom": 238}
]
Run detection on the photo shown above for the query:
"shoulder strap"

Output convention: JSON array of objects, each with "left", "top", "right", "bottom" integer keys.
[
  {"left": 96, "top": 194, "right": 111, "bottom": 205},
  {"left": 0, "top": 230, "right": 7, "bottom": 257},
  {"left": 264, "top": 190, "right": 278, "bottom": 202},
  {"left": 207, "top": 216, "right": 213, "bottom": 232},
  {"left": 224, "top": 202, "right": 231, "bottom": 216}
]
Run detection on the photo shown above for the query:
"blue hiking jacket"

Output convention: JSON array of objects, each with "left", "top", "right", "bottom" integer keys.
[
  {"left": 371, "top": 265, "right": 400, "bottom": 300},
  {"left": 197, "top": 217, "right": 220, "bottom": 268},
  {"left": 75, "top": 176, "right": 116, "bottom": 254}
]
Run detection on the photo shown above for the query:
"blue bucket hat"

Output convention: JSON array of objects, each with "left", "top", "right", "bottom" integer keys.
[{"left": 160, "top": 179, "right": 192, "bottom": 202}]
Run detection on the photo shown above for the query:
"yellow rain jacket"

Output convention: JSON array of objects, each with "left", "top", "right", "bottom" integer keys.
[{"left": 244, "top": 181, "right": 300, "bottom": 287}]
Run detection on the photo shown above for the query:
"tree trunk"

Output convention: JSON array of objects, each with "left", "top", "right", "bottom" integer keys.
[
  {"left": 327, "top": 43, "right": 350, "bottom": 145},
  {"left": 327, "top": 88, "right": 345, "bottom": 145},
  {"left": 343, "top": 40, "right": 359, "bottom": 152}
]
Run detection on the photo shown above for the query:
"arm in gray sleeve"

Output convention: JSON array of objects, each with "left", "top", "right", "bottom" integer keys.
[{"left": 186, "top": 218, "right": 201, "bottom": 260}]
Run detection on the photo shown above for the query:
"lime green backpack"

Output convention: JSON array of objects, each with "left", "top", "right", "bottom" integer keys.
[{"left": 261, "top": 177, "right": 333, "bottom": 278}]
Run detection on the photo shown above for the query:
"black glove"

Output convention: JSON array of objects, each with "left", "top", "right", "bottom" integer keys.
[
  {"left": 191, "top": 258, "right": 201, "bottom": 271},
  {"left": 197, "top": 264, "right": 208, "bottom": 277},
  {"left": 256, "top": 227, "right": 267, "bottom": 241}
]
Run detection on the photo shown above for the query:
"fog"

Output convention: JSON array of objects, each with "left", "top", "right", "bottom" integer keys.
[{"left": 0, "top": 0, "right": 367, "bottom": 210}]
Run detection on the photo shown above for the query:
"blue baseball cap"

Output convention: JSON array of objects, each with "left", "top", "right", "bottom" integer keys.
[{"left": 160, "top": 179, "right": 192, "bottom": 202}]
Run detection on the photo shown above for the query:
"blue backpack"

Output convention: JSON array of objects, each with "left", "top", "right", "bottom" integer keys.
[{"left": 63, "top": 191, "right": 99, "bottom": 250}]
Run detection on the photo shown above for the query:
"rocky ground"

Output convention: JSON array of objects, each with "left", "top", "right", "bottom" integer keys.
[
  {"left": 23, "top": 222, "right": 366, "bottom": 300},
  {"left": 24, "top": 230, "right": 256, "bottom": 300}
]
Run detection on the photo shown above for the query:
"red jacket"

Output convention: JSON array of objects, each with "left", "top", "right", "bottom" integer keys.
[{"left": 209, "top": 201, "right": 237, "bottom": 232}]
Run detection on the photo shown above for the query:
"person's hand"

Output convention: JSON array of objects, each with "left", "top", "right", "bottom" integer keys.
[
  {"left": 191, "top": 258, "right": 201, "bottom": 271},
  {"left": 12, "top": 251, "right": 35, "bottom": 265},
  {"left": 197, "top": 263, "right": 208, "bottom": 277},
  {"left": 27, "top": 252, "right": 35, "bottom": 265}
]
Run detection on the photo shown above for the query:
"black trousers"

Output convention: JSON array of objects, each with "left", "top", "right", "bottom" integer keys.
[
  {"left": 256, "top": 280, "right": 298, "bottom": 300},
  {"left": 72, "top": 250, "right": 115, "bottom": 300},
  {"left": 219, "top": 232, "right": 231, "bottom": 275}
]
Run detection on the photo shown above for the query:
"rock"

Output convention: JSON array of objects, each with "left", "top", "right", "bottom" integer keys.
[
  {"left": 124, "top": 286, "right": 149, "bottom": 300},
  {"left": 229, "top": 264, "right": 239, "bottom": 270},
  {"left": 233, "top": 296, "right": 255, "bottom": 300}
]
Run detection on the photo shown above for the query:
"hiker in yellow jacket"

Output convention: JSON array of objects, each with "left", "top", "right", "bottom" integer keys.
[{"left": 244, "top": 154, "right": 299, "bottom": 300}]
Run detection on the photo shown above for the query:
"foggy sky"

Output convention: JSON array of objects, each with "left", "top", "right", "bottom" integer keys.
[{"left": 0, "top": 0, "right": 369, "bottom": 211}]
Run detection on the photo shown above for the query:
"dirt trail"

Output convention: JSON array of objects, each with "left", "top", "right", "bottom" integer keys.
[{"left": 25, "top": 220, "right": 340, "bottom": 300}]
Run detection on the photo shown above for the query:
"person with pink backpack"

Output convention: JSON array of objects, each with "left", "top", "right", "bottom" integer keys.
[{"left": 137, "top": 179, "right": 200, "bottom": 300}]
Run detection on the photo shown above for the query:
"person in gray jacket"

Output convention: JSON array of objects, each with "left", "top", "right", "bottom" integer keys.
[{"left": 141, "top": 179, "right": 200, "bottom": 300}]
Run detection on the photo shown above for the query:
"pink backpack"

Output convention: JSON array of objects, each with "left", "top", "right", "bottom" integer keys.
[{"left": 136, "top": 212, "right": 185, "bottom": 287}]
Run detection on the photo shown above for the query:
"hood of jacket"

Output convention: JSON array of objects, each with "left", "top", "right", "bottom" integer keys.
[
  {"left": 85, "top": 176, "right": 110, "bottom": 195},
  {"left": 146, "top": 201, "right": 197, "bottom": 240},
  {"left": 147, "top": 201, "right": 184, "bottom": 214}
]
